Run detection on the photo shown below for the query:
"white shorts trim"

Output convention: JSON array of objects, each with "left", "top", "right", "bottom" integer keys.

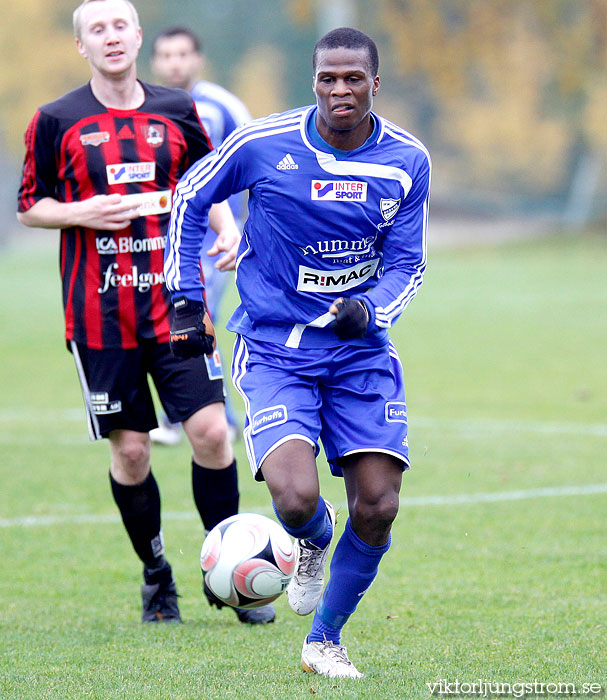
[
  {"left": 257, "top": 434, "right": 318, "bottom": 476},
  {"left": 70, "top": 340, "right": 102, "bottom": 441},
  {"left": 341, "top": 447, "right": 410, "bottom": 468}
]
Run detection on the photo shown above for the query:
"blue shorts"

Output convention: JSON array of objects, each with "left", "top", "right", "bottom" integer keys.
[{"left": 231, "top": 336, "right": 410, "bottom": 480}]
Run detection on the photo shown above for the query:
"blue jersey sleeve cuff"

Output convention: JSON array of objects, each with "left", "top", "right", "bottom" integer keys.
[{"left": 171, "top": 288, "right": 204, "bottom": 304}]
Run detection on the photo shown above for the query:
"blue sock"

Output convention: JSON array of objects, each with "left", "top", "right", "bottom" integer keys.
[
  {"left": 308, "top": 518, "right": 391, "bottom": 644},
  {"left": 273, "top": 497, "right": 333, "bottom": 549}
]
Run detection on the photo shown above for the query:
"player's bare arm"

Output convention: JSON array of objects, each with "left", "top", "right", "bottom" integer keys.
[
  {"left": 17, "top": 194, "right": 140, "bottom": 231},
  {"left": 207, "top": 200, "right": 241, "bottom": 271}
]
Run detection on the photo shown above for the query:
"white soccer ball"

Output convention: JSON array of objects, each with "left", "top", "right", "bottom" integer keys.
[{"left": 200, "top": 513, "right": 295, "bottom": 609}]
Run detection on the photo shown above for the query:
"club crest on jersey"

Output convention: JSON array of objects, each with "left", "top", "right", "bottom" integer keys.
[
  {"left": 311, "top": 180, "right": 367, "bottom": 201},
  {"left": 380, "top": 198, "right": 401, "bottom": 221},
  {"left": 80, "top": 131, "right": 110, "bottom": 147},
  {"left": 106, "top": 162, "right": 156, "bottom": 185},
  {"left": 251, "top": 405, "right": 288, "bottom": 435},
  {"left": 142, "top": 124, "right": 165, "bottom": 147},
  {"left": 297, "top": 258, "right": 379, "bottom": 293}
]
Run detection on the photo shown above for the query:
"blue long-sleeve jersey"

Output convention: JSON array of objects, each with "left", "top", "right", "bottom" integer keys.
[{"left": 164, "top": 105, "right": 431, "bottom": 348}]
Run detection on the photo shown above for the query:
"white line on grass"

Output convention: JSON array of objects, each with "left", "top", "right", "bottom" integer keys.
[
  {"left": 1, "top": 483, "right": 606, "bottom": 529},
  {"left": 397, "top": 482, "right": 607, "bottom": 506},
  {"left": 1, "top": 410, "right": 607, "bottom": 438},
  {"left": 413, "top": 416, "right": 607, "bottom": 438}
]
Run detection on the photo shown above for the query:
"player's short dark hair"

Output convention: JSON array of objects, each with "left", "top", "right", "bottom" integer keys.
[
  {"left": 313, "top": 27, "right": 379, "bottom": 76},
  {"left": 152, "top": 27, "right": 202, "bottom": 55}
]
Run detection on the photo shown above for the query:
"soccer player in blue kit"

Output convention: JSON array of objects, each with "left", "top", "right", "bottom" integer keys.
[{"left": 164, "top": 28, "right": 431, "bottom": 678}]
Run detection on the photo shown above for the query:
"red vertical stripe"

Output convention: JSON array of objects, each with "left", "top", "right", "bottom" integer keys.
[
  {"left": 19, "top": 110, "right": 42, "bottom": 210},
  {"left": 63, "top": 123, "right": 103, "bottom": 347},
  {"left": 155, "top": 115, "right": 185, "bottom": 341},
  {"left": 137, "top": 114, "right": 169, "bottom": 340},
  {"left": 135, "top": 113, "right": 188, "bottom": 342},
  {"left": 63, "top": 231, "right": 81, "bottom": 342},
  {"left": 102, "top": 114, "right": 135, "bottom": 349}
]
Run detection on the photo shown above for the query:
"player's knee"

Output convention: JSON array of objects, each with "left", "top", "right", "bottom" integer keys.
[
  {"left": 273, "top": 491, "right": 318, "bottom": 529},
  {"left": 352, "top": 493, "right": 399, "bottom": 534},
  {"left": 195, "top": 421, "right": 228, "bottom": 454},
  {"left": 186, "top": 416, "right": 229, "bottom": 456},
  {"left": 112, "top": 436, "right": 151, "bottom": 475}
]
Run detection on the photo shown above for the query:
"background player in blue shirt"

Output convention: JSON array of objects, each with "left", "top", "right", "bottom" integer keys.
[
  {"left": 165, "top": 27, "right": 431, "bottom": 678},
  {"left": 151, "top": 26, "right": 251, "bottom": 317},
  {"left": 151, "top": 27, "right": 251, "bottom": 445}
]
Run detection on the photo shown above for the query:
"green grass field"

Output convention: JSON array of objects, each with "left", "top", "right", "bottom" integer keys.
[{"left": 1, "top": 229, "right": 605, "bottom": 699}]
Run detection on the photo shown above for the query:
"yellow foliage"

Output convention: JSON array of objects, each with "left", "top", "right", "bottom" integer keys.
[
  {"left": 285, "top": 0, "right": 315, "bottom": 26},
  {"left": 231, "top": 45, "right": 288, "bottom": 118},
  {"left": 583, "top": 80, "right": 607, "bottom": 154},
  {"left": 380, "top": 0, "right": 606, "bottom": 194},
  {"left": 1, "top": 0, "right": 90, "bottom": 154}
]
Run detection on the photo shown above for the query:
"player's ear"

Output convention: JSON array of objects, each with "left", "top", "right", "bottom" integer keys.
[
  {"left": 136, "top": 27, "right": 143, "bottom": 51},
  {"left": 76, "top": 38, "right": 88, "bottom": 60},
  {"left": 372, "top": 76, "right": 380, "bottom": 96}
]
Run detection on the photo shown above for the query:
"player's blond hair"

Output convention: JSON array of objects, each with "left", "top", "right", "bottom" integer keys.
[{"left": 73, "top": 0, "right": 140, "bottom": 40}]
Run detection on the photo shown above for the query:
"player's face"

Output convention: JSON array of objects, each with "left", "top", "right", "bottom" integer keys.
[
  {"left": 76, "top": 0, "right": 142, "bottom": 78},
  {"left": 151, "top": 35, "right": 203, "bottom": 90},
  {"left": 313, "top": 47, "right": 380, "bottom": 146}
]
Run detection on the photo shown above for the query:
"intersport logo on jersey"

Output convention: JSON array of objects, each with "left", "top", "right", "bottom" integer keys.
[
  {"left": 311, "top": 180, "right": 367, "bottom": 201},
  {"left": 297, "top": 258, "right": 379, "bottom": 293},
  {"left": 98, "top": 263, "right": 165, "bottom": 294},
  {"left": 106, "top": 162, "right": 156, "bottom": 185}
]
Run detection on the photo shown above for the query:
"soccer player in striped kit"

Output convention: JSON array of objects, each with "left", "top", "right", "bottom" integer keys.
[
  {"left": 17, "top": 0, "right": 275, "bottom": 625},
  {"left": 165, "top": 28, "right": 431, "bottom": 677}
]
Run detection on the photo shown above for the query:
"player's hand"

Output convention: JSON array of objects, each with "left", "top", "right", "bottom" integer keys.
[
  {"left": 206, "top": 225, "right": 241, "bottom": 272},
  {"left": 169, "top": 296, "right": 216, "bottom": 358},
  {"left": 329, "top": 297, "right": 370, "bottom": 339},
  {"left": 77, "top": 194, "right": 140, "bottom": 231}
]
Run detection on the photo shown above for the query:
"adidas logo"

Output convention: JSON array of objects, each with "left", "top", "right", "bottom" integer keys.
[
  {"left": 117, "top": 124, "right": 135, "bottom": 140},
  {"left": 276, "top": 153, "right": 298, "bottom": 170}
]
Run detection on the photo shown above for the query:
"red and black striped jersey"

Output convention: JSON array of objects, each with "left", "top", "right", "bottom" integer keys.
[{"left": 18, "top": 81, "right": 212, "bottom": 349}]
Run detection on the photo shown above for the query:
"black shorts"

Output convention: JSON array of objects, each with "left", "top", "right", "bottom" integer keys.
[{"left": 70, "top": 339, "right": 226, "bottom": 440}]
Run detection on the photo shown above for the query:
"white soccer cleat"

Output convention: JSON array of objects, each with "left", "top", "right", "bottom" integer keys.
[
  {"left": 301, "top": 639, "right": 363, "bottom": 679},
  {"left": 286, "top": 501, "right": 336, "bottom": 616}
]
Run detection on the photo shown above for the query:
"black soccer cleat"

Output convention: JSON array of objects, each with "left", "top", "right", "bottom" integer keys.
[
  {"left": 203, "top": 579, "right": 276, "bottom": 625},
  {"left": 235, "top": 604, "right": 276, "bottom": 625},
  {"left": 141, "top": 561, "right": 182, "bottom": 623}
]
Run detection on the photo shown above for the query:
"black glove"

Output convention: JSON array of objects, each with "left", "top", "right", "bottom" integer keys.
[
  {"left": 169, "top": 296, "right": 216, "bottom": 359},
  {"left": 330, "top": 297, "right": 370, "bottom": 340}
]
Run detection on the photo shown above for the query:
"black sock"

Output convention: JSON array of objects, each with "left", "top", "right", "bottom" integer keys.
[
  {"left": 110, "top": 471, "right": 164, "bottom": 569},
  {"left": 142, "top": 558, "right": 173, "bottom": 586},
  {"left": 192, "top": 459, "right": 239, "bottom": 532}
]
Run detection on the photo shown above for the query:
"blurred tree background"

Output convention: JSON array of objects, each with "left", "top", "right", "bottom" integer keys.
[{"left": 2, "top": 0, "right": 606, "bottom": 234}]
